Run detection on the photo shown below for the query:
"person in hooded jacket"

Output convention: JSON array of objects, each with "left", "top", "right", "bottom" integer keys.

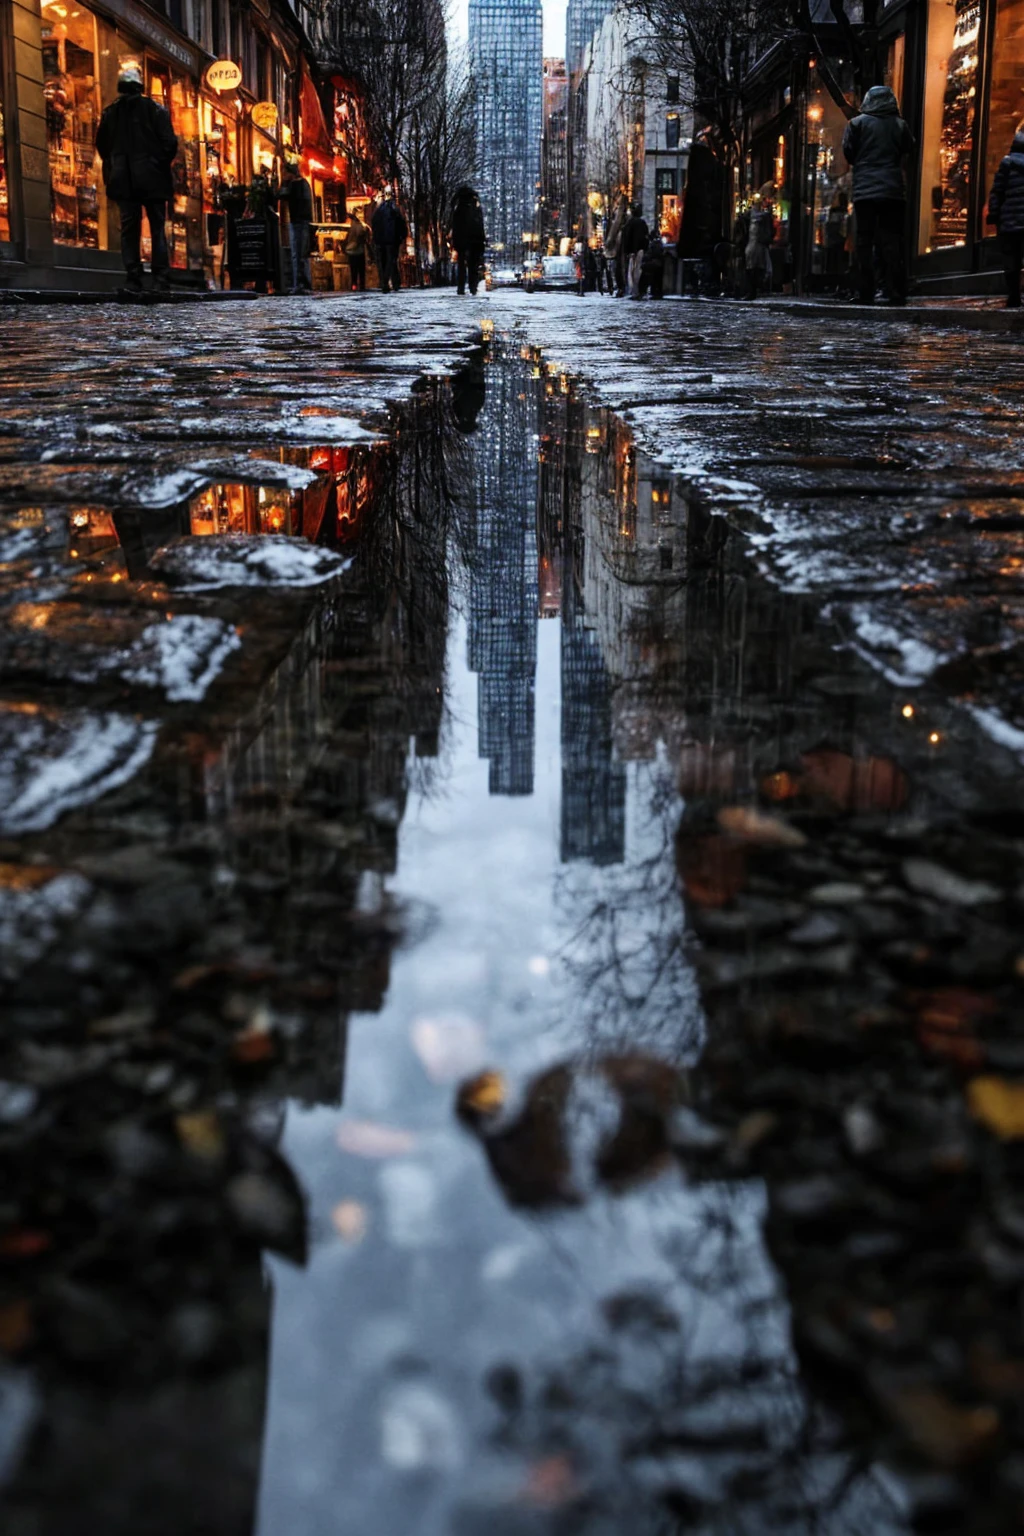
[
  {"left": 621, "top": 204, "right": 650, "bottom": 297},
  {"left": 842, "top": 84, "right": 914, "bottom": 306},
  {"left": 449, "top": 186, "right": 486, "bottom": 295},
  {"left": 987, "top": 129, "right": 1024, "bottom": 309},
  {"left": 95, "top": 63, "right": 178, "bottom": 293}
]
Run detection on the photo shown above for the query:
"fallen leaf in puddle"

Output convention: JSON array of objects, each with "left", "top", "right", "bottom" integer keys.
[
  {"left": 0, "top": 863, "right": 60, "bottom": 891},
  {"left": 456, "top": 1070, "right": 507, "bottom": 1120},
  {"left": 914, "top": 988, "right": 992, "bottom": 1068},
  {"left": 336, "top": 1120, "right": 416, "bottom": 1158},
  {"left": 411, "top": 1013, "right": 485, "bottom": 1083},
  {"left": 676, "top": 833, "right": 747, "bottom": 908},
  {"left": 880, "top": 1383, "right": 998, "bottom": 1466},
  {"left": 175, "top": 1110, "right": 224, "bottom": 1161},
  {"left": 717, "top": 805, "right": 806, "bottom": 848},
  {"left": 0, "top": 1230, "right": 50, "bottom": 1259},
  {"left": 968, "top": 1076, "right": 1024, "bottom": 1140},
  {"left": 0, "top": 1300, "right": 32, "bottom": 1353},
  {"left": 523, "top": 1455, "right": 578, "bottom": 1509},
  {"left": 231, "top": 1028, "right": 276, "bottom": 1064},
  {"left": 330, "top": 1200, "right": 368, "bottom": 1243}
]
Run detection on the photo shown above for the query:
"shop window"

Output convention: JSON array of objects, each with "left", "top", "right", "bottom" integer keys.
[
  {"left": 42, "top": 0, "right": 105, "bottom": 247},
  {"left": 0, "top": 99, "right": 10, "bottom": 241},
  {"left": 666, "top": 112, "right": 680, "bottom": 149},
  {"left": 147, "top": 60, "right": 203, "bottom": 270},
  {"left": 918, "top": 0, "right": 980, "bottom": 253},
  {"left": 983, "top": 0, "right": 1024, "bottom": 226},
  {"left": 805, "top": 72, "right": 855, "bottom": 276}
]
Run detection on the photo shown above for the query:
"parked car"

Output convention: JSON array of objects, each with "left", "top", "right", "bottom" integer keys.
[
  {"left": 489, "top": 267, "right": 520, "bottom": 287},
  {"left": 539, "top": 256, "right": 576, "bottom": 290}
]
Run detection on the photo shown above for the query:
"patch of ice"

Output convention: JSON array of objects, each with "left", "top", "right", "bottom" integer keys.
[
  {"left": 965, "top": 704, "right": 1024, "bottom": 760},
  {"left": 150, "top": 535, "right": 352, "bottom": 591},
  {"left": 0, "top": 872, "right": 92, "bottom": 981},
  {"left": 124, "top": 615, "right": 241, "bottom": 702},
  {"left": 0, "top": 707, "right": 158, "bottom": 833}
]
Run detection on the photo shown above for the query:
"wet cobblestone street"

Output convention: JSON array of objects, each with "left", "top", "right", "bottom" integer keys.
[{"left": 2, "top": 292, "right": 1024, "bottom": 1535}]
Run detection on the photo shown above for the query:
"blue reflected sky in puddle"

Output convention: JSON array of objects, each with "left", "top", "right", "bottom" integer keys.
[{"left": 256, "top": 346, "right": 902, "bottom": 1536}]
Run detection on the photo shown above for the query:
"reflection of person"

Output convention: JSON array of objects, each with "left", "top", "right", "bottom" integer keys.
[
  {"left": 371, "top": 195, "right": 408, "bottom": 292},
  {"left": 96, "top": 63, "right": 177, "bottom": 295},
  {"left": 987, "top": 129, "right": 1024, "bottom": 310},
  {"left": 277, "top": 159, "right": 314, "bottom": 294},
  {"left": 344, "top": 208, "right": 371, "bottom": 291},
  {"left": 841, "top": 85, "right": 914, "bottom": 306},
  {"left": 450, "top": 185, "right": 486, "bottom": 296},
  {"left": 451, "top": 355, "right": 486, "bottom": 433}
]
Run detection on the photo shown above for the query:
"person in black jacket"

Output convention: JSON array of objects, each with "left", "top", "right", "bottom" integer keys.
[
  {"left": 370, "top": 195, "right": 408, "bottom": 292},
  {"left": 620, "top": 204, "right": 649, "bottom": 297},
  {"left": 95, "top": 63, "right": 178, "bottom": 294},
  {"left": 278, "top": 160, "right": 314, "bottom": 294},
  {"left": 987, "top": 130, "right": 1024, "bottom": 309},
  {"left": 841, "top": 85, "right": 914, "bottom": 306},
  {"left": 450, "top": 185, "right": 486, "bottom": 295}
]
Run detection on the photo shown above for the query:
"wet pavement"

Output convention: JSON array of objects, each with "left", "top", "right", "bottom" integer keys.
[{"left": 1, "top": 293, "right": 1024, "bottom": 1534}]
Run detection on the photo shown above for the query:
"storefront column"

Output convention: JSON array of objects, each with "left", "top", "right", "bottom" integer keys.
[{"left": 8, "top": 0, "right": 53, "bottom": 265}]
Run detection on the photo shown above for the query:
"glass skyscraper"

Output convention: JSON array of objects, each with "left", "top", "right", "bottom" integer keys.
[{"left": 469, "top": 0, "right": 543, "bottom": 257}]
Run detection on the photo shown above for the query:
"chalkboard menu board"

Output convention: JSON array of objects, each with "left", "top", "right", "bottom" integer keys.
[{"left": 233, "top": 217, "right": 269, "bottom": 278}]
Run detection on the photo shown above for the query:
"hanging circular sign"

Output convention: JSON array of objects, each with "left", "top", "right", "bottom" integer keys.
[
  {"left": 251, "top": 101, "right": 279, "bottom": 132},
  {"left": 205, "top": 59, "right": 242, "bottom": 92}
]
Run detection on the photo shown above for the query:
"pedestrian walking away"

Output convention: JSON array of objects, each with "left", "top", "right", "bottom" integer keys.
[
  {"left": 604, "top": 195, "right": 629, "bottom": 296},
  {"left": 987, "top": 129, "right": 1024, "bottom": 309},
  {"left": 371, "top": 195, "right": 408, "bottom": 292},
  {"left": 278, "top": 160, "right": 314, "bottom": 294},
  {"left": 344, "top": 207, "right": 371, "bottom": 291},
  {"left": 637, "top": 233, "right": 666, "bottom": 299},
  {"left": 621, "top": 203, "right": 650, "bottom": 298},
  {"left": 842, "top": 85, "right": 914, "bottom": 306},
  {"left": 450, "top": 186, "right": 486, "bottom": 296},
  {"left": 744, "top": 187, "right": 775, "bottom": 298},
  {"left": 95, "top": 63, "right": 177, "bottom": 295}
]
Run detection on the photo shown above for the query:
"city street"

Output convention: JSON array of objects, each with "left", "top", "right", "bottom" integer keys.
[{"left": 2, "top": 291, "right": 1024, "bottom": 1535}]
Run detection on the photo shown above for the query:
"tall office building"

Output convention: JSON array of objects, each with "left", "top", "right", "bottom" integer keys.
[
  {"left": 565, "top": 0, "right": 614, "bottom": 73},
  {"left": 469, "top": 0, "right": 543, "bottom": 258},
  {"left": 541, "top": 58, "right": 568, "bottom": 248}
]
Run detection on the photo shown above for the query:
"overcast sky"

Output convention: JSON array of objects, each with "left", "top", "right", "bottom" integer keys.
[{"left": 450, "top": 0, "right": 568, "bottom": 58}]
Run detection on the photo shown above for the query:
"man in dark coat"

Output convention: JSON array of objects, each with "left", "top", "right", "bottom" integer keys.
[
  {"left": 620, "top": 203, "right": 650, "bottom": 297},
  {"left": 277, "top": 160, "right": 314, "bottom": 294},
  {"left": 987, "top": 130, "right": 1024, "bottom": 309},
  {"left": 95, "top": 63, "right": 178, "bottom": 294},
  {"left": 842, "top": 85, "right": 914, "bottom": 306},
  {"left": 370, "top": 195, "right": 408, "bottom": 292},
  {"left": 450, "top": 186, "right": 486, "bottom": 295}
]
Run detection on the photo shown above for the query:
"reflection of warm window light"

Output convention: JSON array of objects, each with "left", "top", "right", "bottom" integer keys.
[{"left": 901, "top": 704, "right": 915, "bottom": 719}]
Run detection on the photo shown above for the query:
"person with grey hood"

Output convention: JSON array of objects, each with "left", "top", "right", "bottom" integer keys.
[
  {"left": 95, "top": 63, "right": 177, "bottom": 294},
  {"left": 987, "top": 129, "right": 1024, "bottom": 309},
  {"left": 842, "top": 85, "right": 914, "bottom": 306}
]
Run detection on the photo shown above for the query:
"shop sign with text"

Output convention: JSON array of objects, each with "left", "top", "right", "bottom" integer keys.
[{"left": 206, "top": 59, "right": 243, "bottom": 92}]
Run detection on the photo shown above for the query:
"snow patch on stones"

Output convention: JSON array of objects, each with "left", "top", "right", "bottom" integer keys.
[
  {"left": 150, "top": 535, "right": 353, "bottom": 591},
  {"left": 0, "top": 872, "right": 93, "bottom": 981},
  {"left": 0, "top": 706, "right": 158, "bottom": 833}
]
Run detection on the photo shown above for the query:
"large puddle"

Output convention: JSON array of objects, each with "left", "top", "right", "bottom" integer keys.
[{"left": 12, "top": 336, "right": 1017, "bottom": 1532}]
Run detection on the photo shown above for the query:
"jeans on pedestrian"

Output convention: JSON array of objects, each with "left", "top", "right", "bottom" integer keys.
[
  {"left": 456, "top": 246, "right": 482, "bottom": 294},
  {"left": 118, "top": 200, "right": 169, "bottom": 287},
  {"left": 627, "top": 250, "right": 644, "bottom": 297},
  {"left": 288, "top": 220, "right": 312, "bottom": 292},
  {"left": 999, "top": 230, "right": 1023, "bottom": 307},
  {"left": 349, "top": 253, "right": 366, "bottom": 290},
  {"left": 853, "top": 197, "right": 907, "bottom": 303},
  {"left": 378, "top": 243, "right": 401, "bottom": 291}
]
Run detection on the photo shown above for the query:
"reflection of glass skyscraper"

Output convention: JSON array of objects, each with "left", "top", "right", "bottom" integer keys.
[
  {"left": 469, "top": 0, "right": 543, "bottom": 255},
  {"left": 468, "top": 361, "right": 539, "bottom": 796},
  {"left": 561, "top": 620, "right": 626, "bottom": 864}
]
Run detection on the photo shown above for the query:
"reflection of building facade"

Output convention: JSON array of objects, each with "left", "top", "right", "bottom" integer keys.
[
  {"left": 467, "top": 355, "right": 539, "bottom": 795},
  {"left": 469, "top": 0, "right": 543, "bottom": 258}
]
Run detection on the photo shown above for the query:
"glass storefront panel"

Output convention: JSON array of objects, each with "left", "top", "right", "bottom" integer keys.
[
  {"left": 0, "top": 97, "right": 10, "bottom": 241},
  {"left": 146, "top": 59, "right": 203, "bottom": 270},
  {"left": 805, "top": 67, "right": 854, "bottom": 276},
  {"left": 41, "top": 0, "right": 105, "bottom": 247},
  {"left": 918, "top": 0, "right": 981, "bottom": 252},
  {"left": 984, "top": 0, "right": 1024, "bottom": 222}
]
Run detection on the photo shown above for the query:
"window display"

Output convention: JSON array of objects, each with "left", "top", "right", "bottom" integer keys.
[
  {"left": 804, "top": 69, "right": 854, "bottom": 278},
  {"left": 0, "top": 102, "right": 10, "bottom": 242},
  {"left": 146, "top": 60, "right": 203, "bottom": 270},
  {"left": 41, "top": 0, "right": 104, "bottom": 247},
  {"left": 984, "top": 0, "right": 1024, "bottom": 223},
  {"left": 919, "top": 0, "right": 980, "bottom": 252}
]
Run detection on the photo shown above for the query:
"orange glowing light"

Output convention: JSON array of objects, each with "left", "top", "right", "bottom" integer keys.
[{"left": 901, "top": 704, "right": 915, "bottom": 719}]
